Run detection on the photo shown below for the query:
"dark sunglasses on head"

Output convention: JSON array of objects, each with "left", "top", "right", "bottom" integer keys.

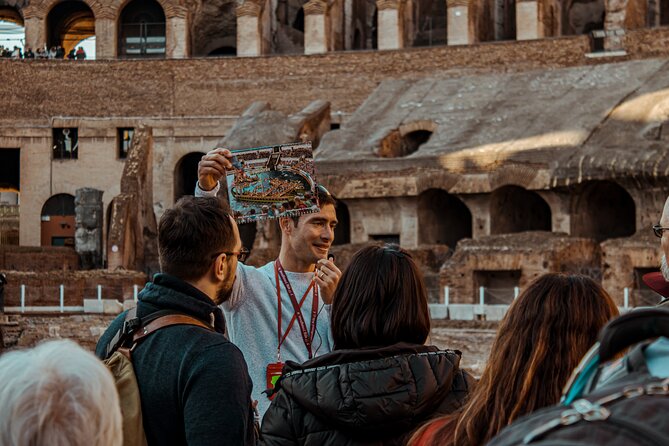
[{"left": 211, "top": 247, "right": 249, "bottom": 263}]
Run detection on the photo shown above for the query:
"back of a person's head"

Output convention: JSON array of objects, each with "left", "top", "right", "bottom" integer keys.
[
  {"left": 158, "top": 196, "right": 234, "bottom": 281},
  {"left": 0, "top": 339, "right": 122, "bottom": 446},
  {"left": 435, "top": 273, "right": 619, "bottom": 446},
  {"left": 331, "top": 244, "right": 430, "bottom": 349}
]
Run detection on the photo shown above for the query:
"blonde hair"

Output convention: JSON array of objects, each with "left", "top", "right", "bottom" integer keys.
[{"left": 0, "top": 339, "right": 122, "bottom": 446}]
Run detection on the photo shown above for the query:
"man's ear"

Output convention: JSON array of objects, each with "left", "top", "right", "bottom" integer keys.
[
  {"left": 213, "top": 254, "right": 227, "bottom": 282},
  {"left": 279, "top": 217, "right": 293, "bottom": 235}
]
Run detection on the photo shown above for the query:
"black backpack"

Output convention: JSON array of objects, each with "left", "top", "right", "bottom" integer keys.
[{"left": 487, "top": 308, "right": 669, "bottom": 446}]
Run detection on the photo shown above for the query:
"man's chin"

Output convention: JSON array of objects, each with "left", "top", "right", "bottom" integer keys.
[{"left": 215, "top": 287, "right": 233, "bottom": 305}]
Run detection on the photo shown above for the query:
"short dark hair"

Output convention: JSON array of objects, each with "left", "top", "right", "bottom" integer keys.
[
  {"left": 158, "top": 196, "right": 234, "bottom": 281},
  {"left": 331, "top": 245, "right": 430, "bottom": 349},
  {"left": 291, "top": 185, "right": 337, "bottom": 226}
]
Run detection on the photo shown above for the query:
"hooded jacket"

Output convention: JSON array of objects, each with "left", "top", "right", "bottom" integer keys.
[{"left": 261, "top": 343, "right": 474, "bottom": 446}]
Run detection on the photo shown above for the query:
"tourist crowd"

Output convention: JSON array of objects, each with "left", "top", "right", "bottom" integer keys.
[
  {"left": 0, "top": 146, "right": 667, "bottom": 445},
  {"left": 0, "top": 45, "right": 87, "bottom": 59}
]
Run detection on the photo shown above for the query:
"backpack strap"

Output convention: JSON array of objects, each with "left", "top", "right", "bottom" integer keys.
[{"left": 131, "top": 313, "right": 213, "bottom": 344}]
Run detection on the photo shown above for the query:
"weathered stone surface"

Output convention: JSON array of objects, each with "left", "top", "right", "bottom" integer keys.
[{"left": 75, "top": 188, "right": 103, "bottom": 269}]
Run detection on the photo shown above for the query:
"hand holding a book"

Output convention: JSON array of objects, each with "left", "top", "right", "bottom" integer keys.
[{"left": 198, "top": 147, "right": 233, "bottom": 191}]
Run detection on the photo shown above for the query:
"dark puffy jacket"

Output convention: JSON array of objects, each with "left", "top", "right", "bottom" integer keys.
[{"left": 261, "top": 343, "right": 474, "bottom": 446}]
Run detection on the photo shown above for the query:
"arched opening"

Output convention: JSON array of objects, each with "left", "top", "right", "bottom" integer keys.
[
  {"left": 412, "top": 0, "right": 446, "bottom": 46},
  {"left": 174, "top": 152, "right": 205, "bottom": 202},
  {"left": 490, "top": 186, "right": 552, "bottom": 234},
  {"left": 371, "top": 5, "right": 378, "bottom": 49},
  {"left": 661, "top": 0, "right": 669, "bottom": 26},
  {"left": 571, "top": 181, "right": 636, "bottom": 242},
  {"left": 476, "top": 0, "right": 516, "bottom": 42},
  {"left": 564, "top": 0, "right": 605, "bottom": 35},
  {"left": 333, "top": 200, "right": 350, "bottom": 245},
  {"left": 41, "top": 194, "right": 76, "bottom": 247},
  {"left": 47, "top": 0, "right": 95, "bottom": 57},
  {"left": 378, "top": 127, "right": 433, "bottom": 158},
  {"left": 0, "top": 147, "right": 20, "bottom": 246},
  {"left": 273, "top": 0, "right": 307, "bottom": 54},
  {"left": 118, "top": 0, "right": 166, "bottom": 58},
  {"left": 0, "top": 7, "right": 24, "bottom": 57},
  {"left": 418, "top": 189, "right": 472, "bottom": 248},
  {"left": 208, "top": 46, "right": 236, "bottom": 57}
]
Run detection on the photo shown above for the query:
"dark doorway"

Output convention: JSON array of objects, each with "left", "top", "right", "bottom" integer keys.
[
  {"left": 0, "top": 148, "right": 19, "bottom": 191},
  {"left": 208, "top": 46, "right": 237, "bottom": 56},
  {"left": 490, "top": 186, "right": 552, "bottom": 234},
  {"left": 174, "top": 152, "right": 205, "bottom": 201},
  {"left": 418, "top": 189, "right": 472, "bottom": 248},
  {"left": 571, "top": 181, "right": 636, "bottom": 241},
  {"left": 333, "top": 200, "right": 350, "bottom": 245},
  {"left": 412, "top": 0, "right": 447, "bottom": 46},
  {"left": 474, "top": 269, "right": 521, "bottom": 304},
  {"left": 41, "top": 194, "right": 75, "bottom": 247}
]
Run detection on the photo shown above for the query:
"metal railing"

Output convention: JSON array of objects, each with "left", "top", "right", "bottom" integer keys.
[{"left": 3, "top": 284, "right": 139, "bottom": 313}]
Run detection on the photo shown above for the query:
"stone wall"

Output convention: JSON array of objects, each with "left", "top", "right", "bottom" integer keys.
[{"left": 0, "top": 246, "right": 80, "bottom": 271}]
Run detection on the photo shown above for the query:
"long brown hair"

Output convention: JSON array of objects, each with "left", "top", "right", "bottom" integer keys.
[
  {"left": 331, "top": 245, "right": 430, "bottom": 349},
  {"left": 410, "top": 273, "right": 619, "bottom": 446}
]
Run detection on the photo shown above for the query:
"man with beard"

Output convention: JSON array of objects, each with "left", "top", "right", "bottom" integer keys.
[
  {"left": 644, "top": 196, "right": 669, "bottom": 306},
  {"left": 95, "top": 196, "right": 256, "bottom": 445},
  {"left": 196, "top": 148, "right": 341, "bottom": 417}
]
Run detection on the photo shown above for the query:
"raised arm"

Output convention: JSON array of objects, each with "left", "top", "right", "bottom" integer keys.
[{"left": 195, "top": 148, "right": 234, "bottom": 195}]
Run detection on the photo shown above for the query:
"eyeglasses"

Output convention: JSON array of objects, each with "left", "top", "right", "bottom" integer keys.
[
  {"left": 652, "top": 224, "right": 669, "bottom": 238},
  {"left": 211, "top": 247, "right": 249, "bottom": 263}
]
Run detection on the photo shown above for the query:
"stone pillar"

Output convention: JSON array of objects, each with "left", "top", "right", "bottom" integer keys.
[
  {"left": 376, "top": 0, "right": 406, "bottom": 50},
  {"left": 516, "top": 0, "right": 542, "bottom": 40},
  {"left": 399, "top": 197, "right": 418, "bottom": 248},
  {"left": 304, "top": 0, "right": 331, "bottom": 54},
  {"left": 22, "top": 7, "right": 45, "bottom": 52},
  {"left": 459, "top": 194, "right": 490, "bottom": 239},
  {"left": 237, "top": 0, "right": 268, "bottom": 57},
  {"left": 165, "top": 7, "right": 190, "bottom": 58},
  {"left": 94, "top": 9, "right": 116, "bottom": 60},
  {"left": 447, "top": 0, "right": 473, "bottom": 45},
  {"left": 537, "top": 191, "right": 571, "bottom": 234},
  {"left": 75, "top": 188, "right": 104, "bottom": 269},
  {"left": 603, "top": 0, "right": 626, "bottom": 51}
]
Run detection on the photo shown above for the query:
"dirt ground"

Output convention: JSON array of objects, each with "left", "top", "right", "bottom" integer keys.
[{"left": 429, "top": 320, "right": 499, "bottom": 377}]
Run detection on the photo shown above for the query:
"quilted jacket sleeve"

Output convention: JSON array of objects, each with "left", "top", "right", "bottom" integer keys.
[{"left": 260, "top": 390, "right": 299, "bottom": 446}]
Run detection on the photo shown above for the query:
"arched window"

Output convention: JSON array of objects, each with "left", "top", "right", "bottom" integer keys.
[
  {"left": 118, "top": 0, "right": 166, "bottom": 58},
  {"left": 490, "top": 186, "right": 551, "bottom": 234},
  {"left": 41, "top": 194, "right": 76, "bottom": 247},
  {"left": 418, "top": 189, "right": 472, "bottom": 248},
  {"left": 47, "top": 1, "right": 95, "bottom": 58},
  {"left": 564, "top": 0, "right": 605, "bottom": 35},
  {"left": 174, "top": 152, "right": 205, "bottom": 201},
  {"left": 571, "top": 181, "right": 635, "bottom": 241},
  {"left": 0, "top": 7, "right": 24, "bottom": 56}
]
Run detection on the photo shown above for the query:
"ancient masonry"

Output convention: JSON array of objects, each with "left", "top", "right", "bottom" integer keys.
[{"left": 1, "top": 1, "right": 669, "bottom": 347}]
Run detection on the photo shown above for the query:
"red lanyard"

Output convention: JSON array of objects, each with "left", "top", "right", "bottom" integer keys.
[{"left": 274, "top": 260, "right": 319, "bottom": 360}]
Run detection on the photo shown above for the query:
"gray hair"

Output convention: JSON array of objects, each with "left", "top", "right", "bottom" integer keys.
[{"left": 0, "top": 339, "right": 122, "bottom": 446}]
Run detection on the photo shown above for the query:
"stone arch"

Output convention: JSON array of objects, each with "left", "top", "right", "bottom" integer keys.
[
  {"left": 490, "top": 185, "right": 552, "bottom": 234},
  {"left": 333, "top": 199, "right": 350, "bottom": 245},
  {"left": 46, "top": 0, "right": 96, "bottom": 54},
  {"left": 570, "top": 180, "right": 636, "bottom": 241},
  {"left": 0, "top": 5, "right": 23, "bottom": 24},
  {"left": 41, "top": 193, "right": 76, "bottom": 247},
  {"left": 117, "top": 0, "right": 166, "bottom": 58},
  {"left": 190, "top": 0, "right": 236, "bottom": 57},
  {"left": 174, "top": 152, "right": 205, "bottom": 202},
  {"left": 563, "top": 0, "right": 604, "bottom": 35},
  {"left": 410, "top": 0, "right": 446, "bottom": 46},
  {"left": 418, "top": 189, "right": 472, "bottom": 248},
  {"left": 377, "top": 121, "right": 436, "bottom": 158}
]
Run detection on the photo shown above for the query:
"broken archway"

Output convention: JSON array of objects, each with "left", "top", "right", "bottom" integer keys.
[{"left": 418, "top": 189, "right": 472, "bottom": 249}]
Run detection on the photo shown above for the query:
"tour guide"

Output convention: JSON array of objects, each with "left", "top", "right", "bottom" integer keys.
[{"left": 196, "top": 147, "right": 342, "bottom": 417}]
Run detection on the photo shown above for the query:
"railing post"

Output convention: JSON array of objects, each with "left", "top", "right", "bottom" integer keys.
[
  {"left": 60, "top": 284, "right": 64, "bottom": 313},
  {"left": 479, "top": 286, "right": 485, "bottom": 306},
  {"left": 133, "top": 285, "right": 138, "bottom": 302},
  {"left": 624, "top": 287, "right": 629, "bottom": 310},
  {"left": 514, "top": 286, "right": 519, "bottom": 299},
  {"left": 444, "top": 286, "right": 450, "bottom": 306},
  {"left": 97, "top": 284, "right": 102, "bottom": 301},
  {"left": 20, "top": 284, "right": 25, "bottom": 313}
]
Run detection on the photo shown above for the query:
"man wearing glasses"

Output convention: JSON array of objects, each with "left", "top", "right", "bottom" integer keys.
[
  {"left": 196, "top": 147, "right": 342, "bottom": 417},
  {"left": 646, "top": 198, "right": 669, "bottom": 305},
  {"left": 96, "top": 196, "right": 256, "bottom": 445}
]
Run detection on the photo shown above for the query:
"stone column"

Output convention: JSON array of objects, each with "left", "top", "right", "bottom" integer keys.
[
  {"left": 94, "top": 7, "right": 116, "bottom": 60},
  {"left": 399, "top": 197, "right": 418, "bottom": 248},
  {"left": 603, "top": 0, "right": 626, "bottom": 52},
  {"left": 376, "top": 0, "right": 406, "bottom": 50},
  {"left": 75, "top": 188, "right": 104, "bottom": 269},
  {"left": 22, "top": 7, "right": 45, "bottom": 52},
  {"left": 516, "top": 0, "right": 542, "bottom": 40},
  {"left": 304, "top": 0, "right": 331, "bottom": 54},
  {"left": 165, "top": 7, "right": 190, "bottom": 58},
  {"left": 447, "top": 0, "right": 473, "bottom": 45},
  {"left": 537, "top": 191, "right": 571, "bottom": 234},
  {"left": 237, "top": 0, "right": 267, "bottom": 57},
  {"left": 459, "top": 194, "right": 490, "bottom": 239}
]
